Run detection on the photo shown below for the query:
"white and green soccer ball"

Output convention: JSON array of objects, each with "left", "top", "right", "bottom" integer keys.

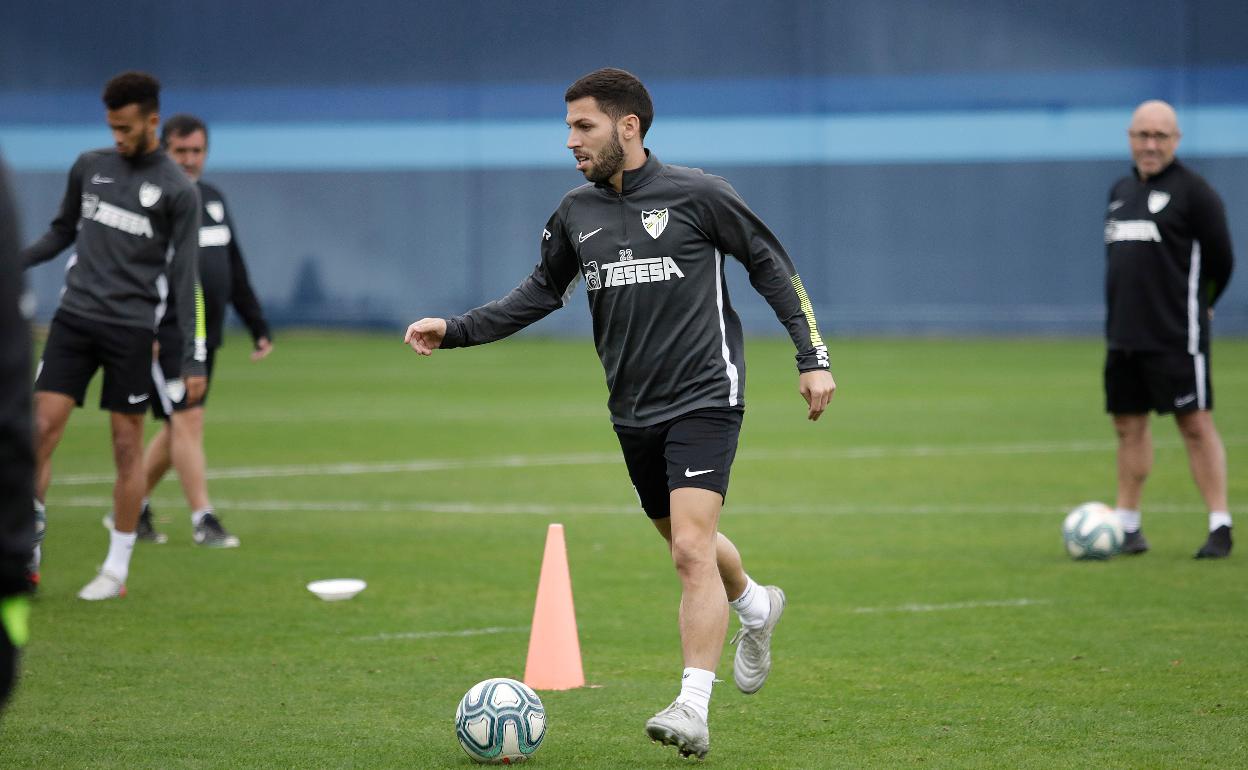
[
  {"left": 1062, "top": 502, "right": 1124, "bottom": 560},
  {"left": 455, "top": 677, "right": 546, "bottom": 764}
]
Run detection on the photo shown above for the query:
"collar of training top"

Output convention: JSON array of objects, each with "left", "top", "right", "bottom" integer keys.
[
  {"left": 114, "top": 147, "right": 165, "bottom": 168},
  {"left": 1132, "top": 157, "right": 1180, "bottom": 184},
  {"left": 595, "top": 149, "right": 662, "bottom": 194}
]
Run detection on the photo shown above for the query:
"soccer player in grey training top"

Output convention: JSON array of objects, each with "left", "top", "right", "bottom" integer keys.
[
  {"left": 1103, "top": 100, "right": 1235, "bottom": 558},
  {"left": 103, "top": 113, "right": 273, "bottom": 549},
  {"left": 405, "top": 68, "right": 835, "bottom": 758},
  {"left": 22, "top": 72, "right": 206, "bottom": 600}
]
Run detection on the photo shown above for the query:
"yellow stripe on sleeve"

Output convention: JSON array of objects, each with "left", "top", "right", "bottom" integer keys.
[{"left": 790, "top": 275, "right": 825, "bottom": 348}]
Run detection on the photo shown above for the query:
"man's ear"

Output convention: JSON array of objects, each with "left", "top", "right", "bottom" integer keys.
[{"left": 620, "top": 114, "right": 641, "bottom": 142}]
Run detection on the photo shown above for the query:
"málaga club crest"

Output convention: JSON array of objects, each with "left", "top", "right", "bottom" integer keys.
[
  {"left": 139, "top": 182, "right": 163, "bottom": 208},
  {"left": 641, "top": 208, "right": 669, "bottom": 239}
]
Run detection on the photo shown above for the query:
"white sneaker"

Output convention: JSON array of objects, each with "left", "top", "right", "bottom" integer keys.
[
  {"left": 77, "top": 569, "right": 127, "bottom": 601},
  {"left": 645, "top": 700, "right": 710, "bottom": 759},
  {"left": 731, "top": 584, "right": 786, "bottom": 694}
]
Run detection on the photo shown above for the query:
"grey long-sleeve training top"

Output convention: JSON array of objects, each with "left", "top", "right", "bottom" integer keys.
[
  {"left": 23, "top": 147, "right": 206, "bottom": 377},
  {"left": 443, "top": 152, "right": 830, "bottom": 427}
]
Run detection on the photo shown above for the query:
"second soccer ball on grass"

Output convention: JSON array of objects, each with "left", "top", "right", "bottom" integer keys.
[{"left": 1062, "top": 502, "right": 1124, "bottom": 560}]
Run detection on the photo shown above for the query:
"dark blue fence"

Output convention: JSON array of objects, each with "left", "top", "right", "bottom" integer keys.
[{"left": 4, "top": 0, "right": 1246, "bottom": 335}]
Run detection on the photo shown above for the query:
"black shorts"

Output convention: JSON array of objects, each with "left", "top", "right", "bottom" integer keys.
[
  {"left": 613, "top": 407, "right": 743, "bottom": 520},
  {"left": 35, "top": 310, "right": 155, "bottom": 414},
  {"left": 151, "top": 325, "right": 215, "bottom": 419},
  {"left": 1105, "top": 349, "right": 1213, "bottom": 415}
]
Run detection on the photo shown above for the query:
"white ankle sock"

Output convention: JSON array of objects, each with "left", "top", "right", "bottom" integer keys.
[
  {"left": 675, "top": 667, "right": 714, "bottom": 723},
  {"left": 729, "top": 576, "right": 771, "bottom": 629},
  {"left": 1210, "top": 511, "right": 1232, "bottom": 532},
  {"left": 192, "top": 508, "right": 212, "bottom": 527},
  {"left": 103, "top": 529, "right": 136, "bottom": 583},
  {"left": 1116, "top": 508, "right": 1141, "bottom": 533}
]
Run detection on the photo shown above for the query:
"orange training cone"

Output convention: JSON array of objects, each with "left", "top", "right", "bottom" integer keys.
[{"left": 523, "top": 523, "right": 585, "bottom": 690}]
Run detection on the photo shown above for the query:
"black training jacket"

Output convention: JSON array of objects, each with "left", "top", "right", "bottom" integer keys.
[
  {"left": 22, "top": 148, "right": 206, "bottom": 377},
  {"left": 158, "top": 180, "right": 270, "bottom": 352},
  {"left": 1104, "top": 159, "right": 1234, "bottom": 354},
  {"left": 0, "top": 155, "right": 34, "bottom": 597},
  {"left": 442, "top": 152, "right": 829, "bottom": 427}
]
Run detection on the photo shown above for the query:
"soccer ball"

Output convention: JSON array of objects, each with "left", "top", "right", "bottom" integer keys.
[
  {"left": 455, "top": 678, "right": 546, "bottom": 764},
  {"left": 1062, "top": 502, "right": 1124, "bottom": 560}
]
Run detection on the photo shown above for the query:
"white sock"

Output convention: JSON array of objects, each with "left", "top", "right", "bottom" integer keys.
[
  {"left": 729, "top": 576, "right": 772, "bottom": 629},
  {"left": 1210, "top": 511, "right": 1232, "bottom": 532},
  {"left": 1116, "top": 508, "right": 1141, "bottom": 533},
  {"left": 192, "top": 508, "right": 212, "bottom": 527},
  {"left": 675, "top": 667, "right": 714, "bottom": 723},
  {"left": 102, "top": 529, "right": 137, "bottom": 583}
]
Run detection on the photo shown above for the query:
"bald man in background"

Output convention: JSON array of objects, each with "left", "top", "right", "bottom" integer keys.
[{"left": 1102, "top": 100, "right": 1235, "bottom": 558}]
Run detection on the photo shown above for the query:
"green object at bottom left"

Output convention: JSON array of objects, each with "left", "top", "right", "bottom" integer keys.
[{"left": 0, "top": 596, "right": 30, "bottom": 648}]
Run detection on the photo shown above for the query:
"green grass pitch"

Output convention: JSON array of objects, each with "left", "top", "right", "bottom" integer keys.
[{"left": 4, "top": 332, "right": 1245, "bottom": 768}]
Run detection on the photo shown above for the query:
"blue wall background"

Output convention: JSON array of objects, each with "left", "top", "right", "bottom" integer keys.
[{"left": 3, "top": 0, "right": 1246, "bottom": 335}]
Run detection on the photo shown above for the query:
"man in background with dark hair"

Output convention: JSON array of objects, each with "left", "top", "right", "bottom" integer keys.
[
  {"left": 103, "top": 113, "right": 272, "bottom": 548},
  {"left": 405, "top": 67, "right": 836, "bottom": 759},
  {"left": 0, "top": 152, "right": 35, "bottom": 712},
  {"left": 22, "top": 71, "right": 205, "bottom": 600}
]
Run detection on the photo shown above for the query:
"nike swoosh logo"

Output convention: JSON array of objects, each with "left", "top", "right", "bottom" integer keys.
[
  {"left": 578, "top": 227, "right": 603, "bottom": 243},
  {"left": 91, "top": 174, "right": 114, "bottom": 185},
  {"left": 127, "top": 393, "right": 149, "bottom": 404},
  {"left": 684, "top": 468, "right": 714, "bottom": 477},
  {"left": 1174, "top": 393, "right": 1197, "bottom": 407}
]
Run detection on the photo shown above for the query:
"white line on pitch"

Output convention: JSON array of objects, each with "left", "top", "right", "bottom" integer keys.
[
  {"left": 53, "top": 452, "right": 623, "bottom": 486},
  {"left": 852, "top": 598, "right": 1051, "bottom": 614},
  {"left": 354, "top": 626, "right": 529, "bottom": 642},
  {"left": 56, "top": 435, "right": 1248, "bottom": 487},
  {"left": 51, "top": 495, "right": 1205, "bottom": 517}
]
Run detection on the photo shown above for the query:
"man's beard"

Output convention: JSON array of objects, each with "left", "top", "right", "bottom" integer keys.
[
  {"left": 124, "top": 127, "right": 154, "bottom": 160},
  {"left": 585, "top": 128, "right": 625, "bottom": 184}
]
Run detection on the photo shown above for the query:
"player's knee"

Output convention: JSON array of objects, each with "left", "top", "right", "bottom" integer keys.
[
  {"left": 669, "top": 533, "right": 716, "bottom": 575},
  {"left": 33, "top": 412, "right": 57, "bottom": 444},
  {"left": 1175, "top": 413, "right": 1214, "bottom": 444},
  {"left": 1113, "top": 420, "right": 1146, "bottom": 443},
  {"left": 110, "top": 429, "right": 145, "bottom": 468},
  {"left": 33, "top": 411, "right": 66, "bottom": 451}
]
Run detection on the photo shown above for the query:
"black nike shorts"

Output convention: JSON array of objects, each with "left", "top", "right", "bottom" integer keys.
[
  {"left": 1105, "top": 348, "right": 1213, "bottom": 415},
  {"left": 613, "top": 407, "right": 743, "bottom": 520},
  {"left": 150, "top": 325, "right": 215, "bottom": 419},
  {"left": 35, "top": 310, "right": 155, "bottom": 414}
]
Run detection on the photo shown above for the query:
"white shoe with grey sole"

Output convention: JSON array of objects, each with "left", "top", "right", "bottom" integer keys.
[
  {"left": 731, "top": 584, "right": 786, "bottom": 694},
  {"left": 77, "top": 569, "right": 127, "bottom": 601},
  {"left": 645, "top": 700, "right": 710, "bottom": 759}
]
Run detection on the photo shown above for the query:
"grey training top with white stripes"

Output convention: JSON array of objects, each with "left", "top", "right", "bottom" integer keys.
[{"left": 443, "top": 152, "right": 829, "bottom": 428}]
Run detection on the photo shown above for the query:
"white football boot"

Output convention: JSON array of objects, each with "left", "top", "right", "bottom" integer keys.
[
  {"left": 645, "top": 700, "right": 710, "bottom": 759},
  {"left": 730, "top": 584, "right": 786, "bottom": 694},
  {"left": 77, "top": 569, "right": 127, "bottom": 601}
]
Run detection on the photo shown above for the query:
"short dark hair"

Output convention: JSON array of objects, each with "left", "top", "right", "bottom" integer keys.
[
  {"left": 162, "top": 113, "right": 208, "bottom": 147},
  {"left": 102, "top": 71, "right": 160, "bottom": 114},
  {"left": 565, "top": 67, "right": 653, "bottom": 138}
]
